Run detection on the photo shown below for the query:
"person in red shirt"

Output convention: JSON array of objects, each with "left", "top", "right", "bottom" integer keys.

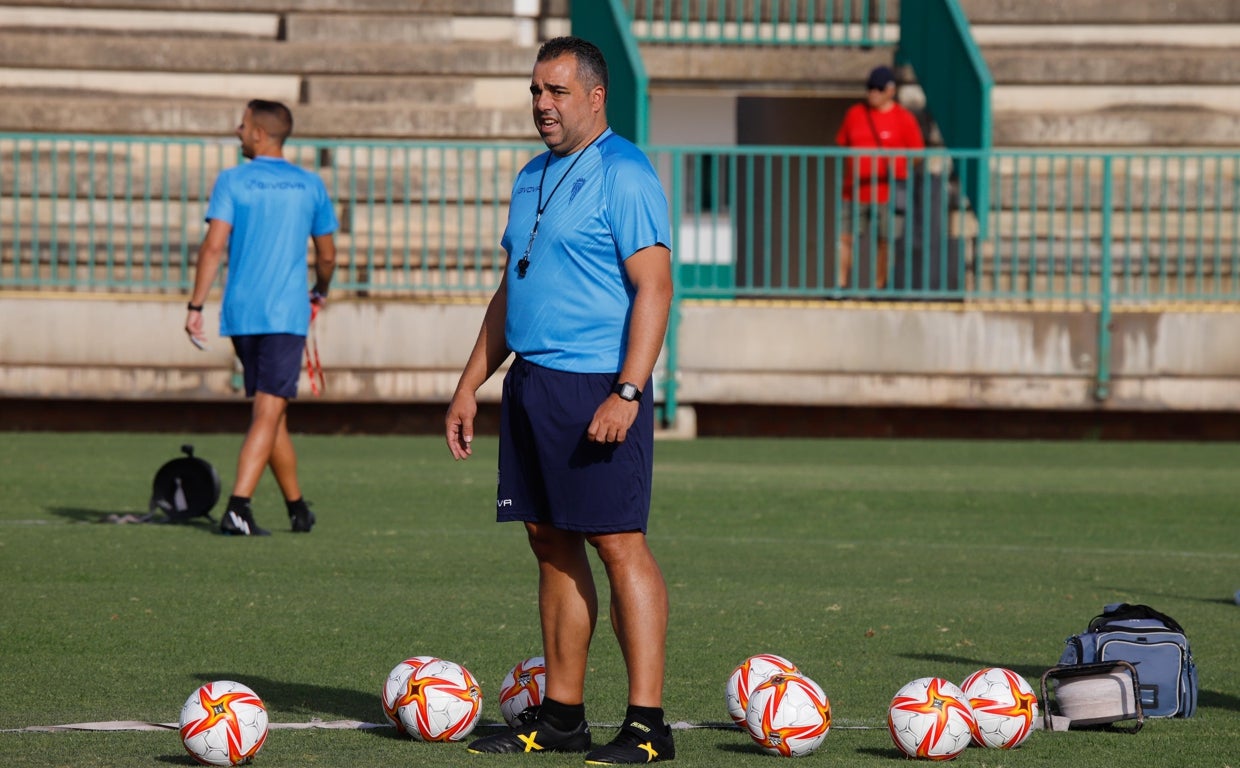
[{"left": 835, "top": 65, "right": 924, "bottom": 290}]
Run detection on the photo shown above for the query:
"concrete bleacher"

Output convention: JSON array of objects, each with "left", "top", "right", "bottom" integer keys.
[
  {"left": 959, "top": 0, "right": 1240, "bottom": 147},
  {"left": 936, "top": 0, "right": 1240, "bottom": 298},
  {"left": 1, "top": 1, "right": 1238, "bottom": 422},
  {"left": 0, "top": 0, "right": 565, "bottom": 139}
]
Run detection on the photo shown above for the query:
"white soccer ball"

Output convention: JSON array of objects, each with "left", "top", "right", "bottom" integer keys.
[
  {"left": 887, "top": 677, "right": 977, "bottom": 760},
  {"left": 498, "top": 656, "right": 547, "bottom": 728},
  {"left": 395, "top": 658, "right": 483, "bottom": 742},
  {"left": 743, "top": 673, "right": 832, "bottom": 757},
  {"left": 179, "top": 680, "right": 268, "bottom": 766},
  {"left": 381, "top": 655, "right": 438, "bottom": 734},
  {"left": 960, "top": 667, "right": 1039, "bottom": 749},
  {"left": 725, "top": 653, "right": 801, "bottom": 727}
]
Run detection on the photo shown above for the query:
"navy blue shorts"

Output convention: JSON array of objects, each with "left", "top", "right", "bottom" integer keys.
[
  {"left": 231, "top": 334, "right": 305, "bottom": 399},
  {"left": 497, "top": 356, "right": 654, "bottom": 534}
]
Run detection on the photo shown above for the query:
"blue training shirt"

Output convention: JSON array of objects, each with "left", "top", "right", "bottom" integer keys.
[
  {"left": 205, "top": 156, "right": 338, "bottom": 336},
  {"left": 503, "top": 128, "right": 671, "bottom": 373}
]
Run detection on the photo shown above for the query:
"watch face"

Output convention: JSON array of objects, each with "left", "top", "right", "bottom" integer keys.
[{"left": 616, "top": 382, "right": 639, "bottom": 401}]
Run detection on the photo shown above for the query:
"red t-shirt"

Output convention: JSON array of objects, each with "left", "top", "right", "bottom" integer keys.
[{"left": 835, "top": 102, "right": 924, "bottom": 203}]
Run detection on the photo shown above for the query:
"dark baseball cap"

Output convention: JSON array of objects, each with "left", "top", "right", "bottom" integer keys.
[{"left": 866, "top": 65, "right": 897, "bottom": 90}]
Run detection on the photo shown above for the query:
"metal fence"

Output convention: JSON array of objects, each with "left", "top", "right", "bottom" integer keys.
[
  {"left": 621, "top": 0, "right": 896, "bottom": 46},
  {"left": 2, "top": 134, "right": 1238, "bottom": 305}
]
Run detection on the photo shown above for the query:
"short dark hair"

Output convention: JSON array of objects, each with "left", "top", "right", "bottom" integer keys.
[
  {"left": 537, "top": 36, "right": 609, "bottom": 98},
  {"left": 246, "top": 99, "right": 293, "bottom": 144}
]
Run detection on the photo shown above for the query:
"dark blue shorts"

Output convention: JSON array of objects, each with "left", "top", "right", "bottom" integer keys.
[
  {"left": 497, "top": 356, "right": 654, "bottom": 534},
  {"left": 230, "top": 334, "right": 305, "bottom": 399}
]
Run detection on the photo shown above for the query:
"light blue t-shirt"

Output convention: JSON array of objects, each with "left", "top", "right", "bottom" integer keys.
[
  {"left": 502, "top": 128, "right": 671, "bottom": 373},
  {"left": 205, "top": 156, "right": 338, "bottom": 336}
]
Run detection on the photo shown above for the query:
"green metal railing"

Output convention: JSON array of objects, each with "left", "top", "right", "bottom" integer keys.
[
  {"left": 662, "top": 145, "right": 1240, "bottom": 304},
  {"left": 4, "top": 135, "right": 1237, "bottom": 303},
  {"left": 898, "top": 0, "right": 993, "bottom": 235},
  {"left": 620, "top": 0, "right": 896, "bottom": 46},
  {"left": 0, "top": 133, "right": 541, "bottom": 295},
  {"left": 4, "top": 134, "right": 1239, "bottom": 417},
  {"left": 574, "top": 0, "right": 651, "bottom": 144}
]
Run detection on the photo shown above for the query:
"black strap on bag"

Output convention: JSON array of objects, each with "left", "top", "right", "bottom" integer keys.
[
  {"left": 862, "top": 108, "right": 908, "bottom": 215},
  {"left": 1088, "top": 603, "right": 1186, "bottom": 635}
]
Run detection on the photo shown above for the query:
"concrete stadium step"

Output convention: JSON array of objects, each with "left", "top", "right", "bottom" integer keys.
[
  {"left": 992, "top": 107, "right": 1240, "bottom": 148},
  {"left": 0, "top": 93, "right": 532, "bottom": 139},
  {"left": 5, "top": 198, "right": 512, "bottom": 245},
  {"left": 3, "top": 242, "right": 506, "bottom": 295},
  {"left": 983, "top": 45, "right": 1240, "bottom": 86},
  {"left": 304, "top": 75, "right": 527, "bottom": 108},
  {"left": 972, "top": 25, "right": 1240, "bottom": 48},
  {"left": 0, "top": 5, "right": 279, "bottom": 37},
  {"left": 958, "top": 0, "right": 1240, "bottom": 24},
  {"left": 976, "top": 239, "right": 1239, "bottom": 275},
  {"left": 0, "top": 258, "right": 502, "bottom": 296},
  {"left": 0, "top": 0, "right": 543, "bottom": 15},
  {"left": 0, "top": 31, "right": 534, "bottom": 77},
  {"left": 641, "top": 45, "right": 891, "bottom": 90},
  {"left": 991, "top": 85, "right": 1240, "bottom": 114},
  {"left": 987, "top": 153, "right": 1240, "bottom": 209},
  {"left": 285, "top": 12, "right": 537, "bottom": 46},
  {"left": 0, "top": 70, "right": 301, "bottom": 103},
  {"left": 0, "top": 139, "right": 534, "bottom": 203},
  {"left": 976, "top": 209, "right": 1237, "bottom": 243}
]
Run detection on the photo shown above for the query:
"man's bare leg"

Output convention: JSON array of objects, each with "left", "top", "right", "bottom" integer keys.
[
  {"left": 589, "top": 530, "right": 668, "bottom": 708},
  {"left": 528, "top": 522, "right": 597, "bottom": 706}
]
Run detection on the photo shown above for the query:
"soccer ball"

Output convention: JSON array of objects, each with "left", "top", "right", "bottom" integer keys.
[
  {"left": 743, "top": 673, "right": 832, "bottom": 757},
  {"left": 178, "top": 680, "right": 268, "bottom": 766},
  {"left": 498, "top": 656, "right": 546, "bottom": 727},
  {"left": 382, "top": 655, "right": 438, "bottom": 734},
  {"left": 960, "top": 667, "right": 1039, "bottom": 749},
  {"left": 725, "top": 653, "right": 801, "bottom": 727},
  {"left": 395, "top": 658, "right": 484, "bottom": 742},
  {"left": 887, "top": 677, "right": 976, "bottom": 761}
]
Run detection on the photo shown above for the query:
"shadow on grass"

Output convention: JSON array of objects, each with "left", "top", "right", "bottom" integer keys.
[
  {"left": 896, "top": 652, "right": 1046, "bottom": 683},
  {"left": 48, "top": 506, "right": 218, "bottom": 532},
  {"left": 1100, "top": 586, "right": 1240, "bottom": 607},
  {"left": 153, "top": 755, "right": 197, "bottom": 765},
  {"left": 194, "top": 673, "right": 381, "bottom": 727}
]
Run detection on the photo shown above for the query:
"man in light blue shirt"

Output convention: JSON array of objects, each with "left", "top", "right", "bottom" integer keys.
[
  {"left": 185, "top": 99, "right": 338, "bottom": 536},
  {"left": 446, "top": 37, "right": 676, "bottom": 765}
]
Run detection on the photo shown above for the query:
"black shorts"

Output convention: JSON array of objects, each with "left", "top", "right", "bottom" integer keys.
[
  {"left": 497, "top": 356, "right": 654, "bottom": 534},
  {"left": 231, "top": 334, "right": 305, "bottom": 399}
]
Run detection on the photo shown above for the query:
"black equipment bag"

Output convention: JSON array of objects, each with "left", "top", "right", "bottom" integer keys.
[{"left": 149, "top": 444, "right": 220, "bottom": 522}]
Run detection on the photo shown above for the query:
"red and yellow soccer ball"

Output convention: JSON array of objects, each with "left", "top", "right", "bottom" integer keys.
[
  {"left": 743, "top": 673, "right": 832, "bottom": 757},
  {"left": 381, "top": 655, "right": 437, "bottom": 734},
  {"left": 178, "top": 680, "right": 268, "bottom": 766},
  {"left": 393, "top": 657, "right": 483, "bottom": 742},
  {"left": 887, "top": 677, "right": 977, "bottom": 761},
  {"left": 724, "top": 653, "right": 801, "bottom": 727},
  {"left": 960, "top": 667, "right": 1039, "bottom": 749},
  {"left": 498, "top": 655, "right": 546, "bottom": 728}
]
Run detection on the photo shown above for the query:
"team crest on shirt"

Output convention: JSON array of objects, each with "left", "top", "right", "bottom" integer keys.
[{"left": 569, "top": 177, "right": 586, "bottom": 201}]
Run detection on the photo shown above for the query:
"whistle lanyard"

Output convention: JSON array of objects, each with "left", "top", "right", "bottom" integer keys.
[{"left": 516, "top": 132, "right": 603, "bottom": 278}]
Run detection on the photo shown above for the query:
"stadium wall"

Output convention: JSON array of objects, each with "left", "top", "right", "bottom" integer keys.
[{"left": 2, "top": 297, "right": 1238, "bottom": 417}]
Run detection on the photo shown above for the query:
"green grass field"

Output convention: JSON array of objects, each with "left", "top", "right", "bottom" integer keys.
[{"left": 1, "top": 432, "right": 1237, "bottom": 767}]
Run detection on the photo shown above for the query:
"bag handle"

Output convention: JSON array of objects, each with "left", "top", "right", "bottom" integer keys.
[{"left": 1089, "top": 603, "right": 1186, "bottom": 634}]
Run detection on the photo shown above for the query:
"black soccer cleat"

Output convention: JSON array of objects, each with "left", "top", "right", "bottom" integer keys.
[
  {"left": 220, "top": 507, "right": 270, "bottom": 536},
  {"left": 584, "top": 720, "right": 675, "bottom": 764},
  {"left": 288, "top": 500, "right": 315, "bottom": 533},
  {"left": 466, "top": 710, "right": 591, "bottom": 755}
]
